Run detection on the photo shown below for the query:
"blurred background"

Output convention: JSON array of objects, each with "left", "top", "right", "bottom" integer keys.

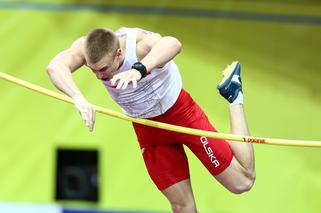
[{"left": 0, "top": 0, "right": 320, "bottom": 213}]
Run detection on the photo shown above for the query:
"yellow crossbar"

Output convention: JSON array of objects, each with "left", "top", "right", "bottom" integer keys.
[{"left": 0, "top": 71, "right": 320, "bottom": 147}]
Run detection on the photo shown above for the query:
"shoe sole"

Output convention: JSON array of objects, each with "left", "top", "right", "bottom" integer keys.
[{"left": 217, "top": 61, "right": 240, "bottom": 89}]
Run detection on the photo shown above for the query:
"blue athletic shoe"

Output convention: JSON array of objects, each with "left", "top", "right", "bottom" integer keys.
[{"left": 217, "top": 61, "right": 242, "bottom": 103}]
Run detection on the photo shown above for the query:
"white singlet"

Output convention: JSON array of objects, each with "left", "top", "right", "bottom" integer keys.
[{"left": 102, "top": 27, "right": 182, "bottom": 118}]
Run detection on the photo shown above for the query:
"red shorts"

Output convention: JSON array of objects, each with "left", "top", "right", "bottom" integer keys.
[{"left": 132, "top": 89, "right": 233, "bottom": 190}]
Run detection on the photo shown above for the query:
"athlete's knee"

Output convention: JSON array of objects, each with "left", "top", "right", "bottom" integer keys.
[
  {"left": 230, "top": 171, "right": 256, "bottom": 194},
  {"left": 171, "top": 201, "right": 197, "bottom": 213}
]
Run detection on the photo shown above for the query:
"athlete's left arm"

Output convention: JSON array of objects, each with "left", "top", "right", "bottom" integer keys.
[
  {"left": 139, "top": 33, "right": 182, "bottom": 71},
  {"left": 111, "top": 32, "right": 182, "bottom": 90}
]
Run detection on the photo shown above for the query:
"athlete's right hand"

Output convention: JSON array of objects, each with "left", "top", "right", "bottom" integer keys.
[{"left": 73, "top": 95, "right": 95, "bottom": 132}]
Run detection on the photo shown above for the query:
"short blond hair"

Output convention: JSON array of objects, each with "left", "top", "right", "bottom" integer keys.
[{"left": 85, "top": 28, "right": 120, "bottom": 63}]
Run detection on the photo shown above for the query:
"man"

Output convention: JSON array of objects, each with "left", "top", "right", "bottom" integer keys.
[{"left": 47, "top": 27, "right": 255, "bottom": 213}]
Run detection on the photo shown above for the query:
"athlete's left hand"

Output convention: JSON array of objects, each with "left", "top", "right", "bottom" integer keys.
[{"left": 111, "top": 69, "right": 142, "bottom": 89}]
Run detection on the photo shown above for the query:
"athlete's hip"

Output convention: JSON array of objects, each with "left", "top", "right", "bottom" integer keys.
[{"left": 132, "top": 89, "right": 210, "bottom": 146}]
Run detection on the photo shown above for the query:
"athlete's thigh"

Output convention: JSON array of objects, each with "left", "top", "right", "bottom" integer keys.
[
  {"left": 180, "top": 109, "right": 234, "bottom": 177},
  {"left": 141, "top": 143, "right": 190, "bottom": 191}
]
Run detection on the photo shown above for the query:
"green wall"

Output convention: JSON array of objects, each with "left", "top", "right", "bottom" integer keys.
[{"left": 0, "top": 1, "right": 320, "bottom": 212}]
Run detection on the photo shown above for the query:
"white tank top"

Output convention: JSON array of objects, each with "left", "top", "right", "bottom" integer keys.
[{"left": 102, "top": 27, "right": 182, "bottom": 118}]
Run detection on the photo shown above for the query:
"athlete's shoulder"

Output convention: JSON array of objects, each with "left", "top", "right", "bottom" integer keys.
[
  {"left": 71, "top": 36, "right": 86, "bottom": 49},
  {"left": 67, "top": 36, "right": 86, "bottom": 57}
]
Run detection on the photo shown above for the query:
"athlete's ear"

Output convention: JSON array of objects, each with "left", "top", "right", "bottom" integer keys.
[{"left": 116, "top": 48, "right": 122, "bottom": 56}]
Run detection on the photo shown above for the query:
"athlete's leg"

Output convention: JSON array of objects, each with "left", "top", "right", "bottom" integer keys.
[
  {"left": 214, "top": 105, "right": 255, "bottom": 194},
  {"left": 133, "top": 135, "right": 197, "bottom": 212},
  {"left": 216, "top": 61, "right": 255, "bottom": 194},
  {"left": 162, "top": 179, "right": 197, "bottom": 213},
  {"left": 228, "top": 104, "right": 254, "bottom": 174},
  {"left": 132, "top": 101, "right": 199, "bottom": 212}
]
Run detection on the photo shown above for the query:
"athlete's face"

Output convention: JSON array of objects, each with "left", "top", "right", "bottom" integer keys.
[{"left": 88, "top": 49, "right": 123, "bottom": 81}]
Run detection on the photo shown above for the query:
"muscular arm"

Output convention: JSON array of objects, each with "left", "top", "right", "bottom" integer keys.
[
  {"left": 46, "top": 37, "right": 86, "bottom": 99},
  {"left": 138, "top": 33, "right": 182, "bottom": 72},
  {"left": 111, "top": 31, "right": 182, "bottom": 89},
  {"left": 46, "top": 37, "right": 95, "bottom": 131}
]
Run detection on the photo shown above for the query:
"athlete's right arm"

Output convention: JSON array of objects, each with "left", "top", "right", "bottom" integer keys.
[{"left": 46, "top": 37, "right": 95, "bottom": 132}]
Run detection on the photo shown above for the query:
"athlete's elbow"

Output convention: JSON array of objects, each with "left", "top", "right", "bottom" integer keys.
[
  {"left": 46, "top": 63, "right": 55, "bottom": 75},
  {"left": 46, "top": 62, "right": 59, "bottom": 77},
  {"left": 46, "top": 61, "right": 64, "bottom": 79},
  {"left": 174, "top": 37, "right": 182, "bottom": 54},
  {"left": 47, "top": 59, "right": 66, "bottom": 74},
  {"left": 166, "top": 36, "right": 182, "bottom": 54}
]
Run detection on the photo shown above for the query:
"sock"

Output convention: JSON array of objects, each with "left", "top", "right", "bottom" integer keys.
[{"left": 229, "top": 91, "right": 244, "bottom": 106}]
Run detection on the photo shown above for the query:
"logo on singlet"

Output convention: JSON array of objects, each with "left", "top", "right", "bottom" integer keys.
[{"left": 200, "top": 136, "right": 220, "bottom": 168}]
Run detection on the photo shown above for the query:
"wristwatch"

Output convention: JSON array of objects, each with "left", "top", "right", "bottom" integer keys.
[{"left": 131, "top": 62, "right": 147, "bottom": 78}]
